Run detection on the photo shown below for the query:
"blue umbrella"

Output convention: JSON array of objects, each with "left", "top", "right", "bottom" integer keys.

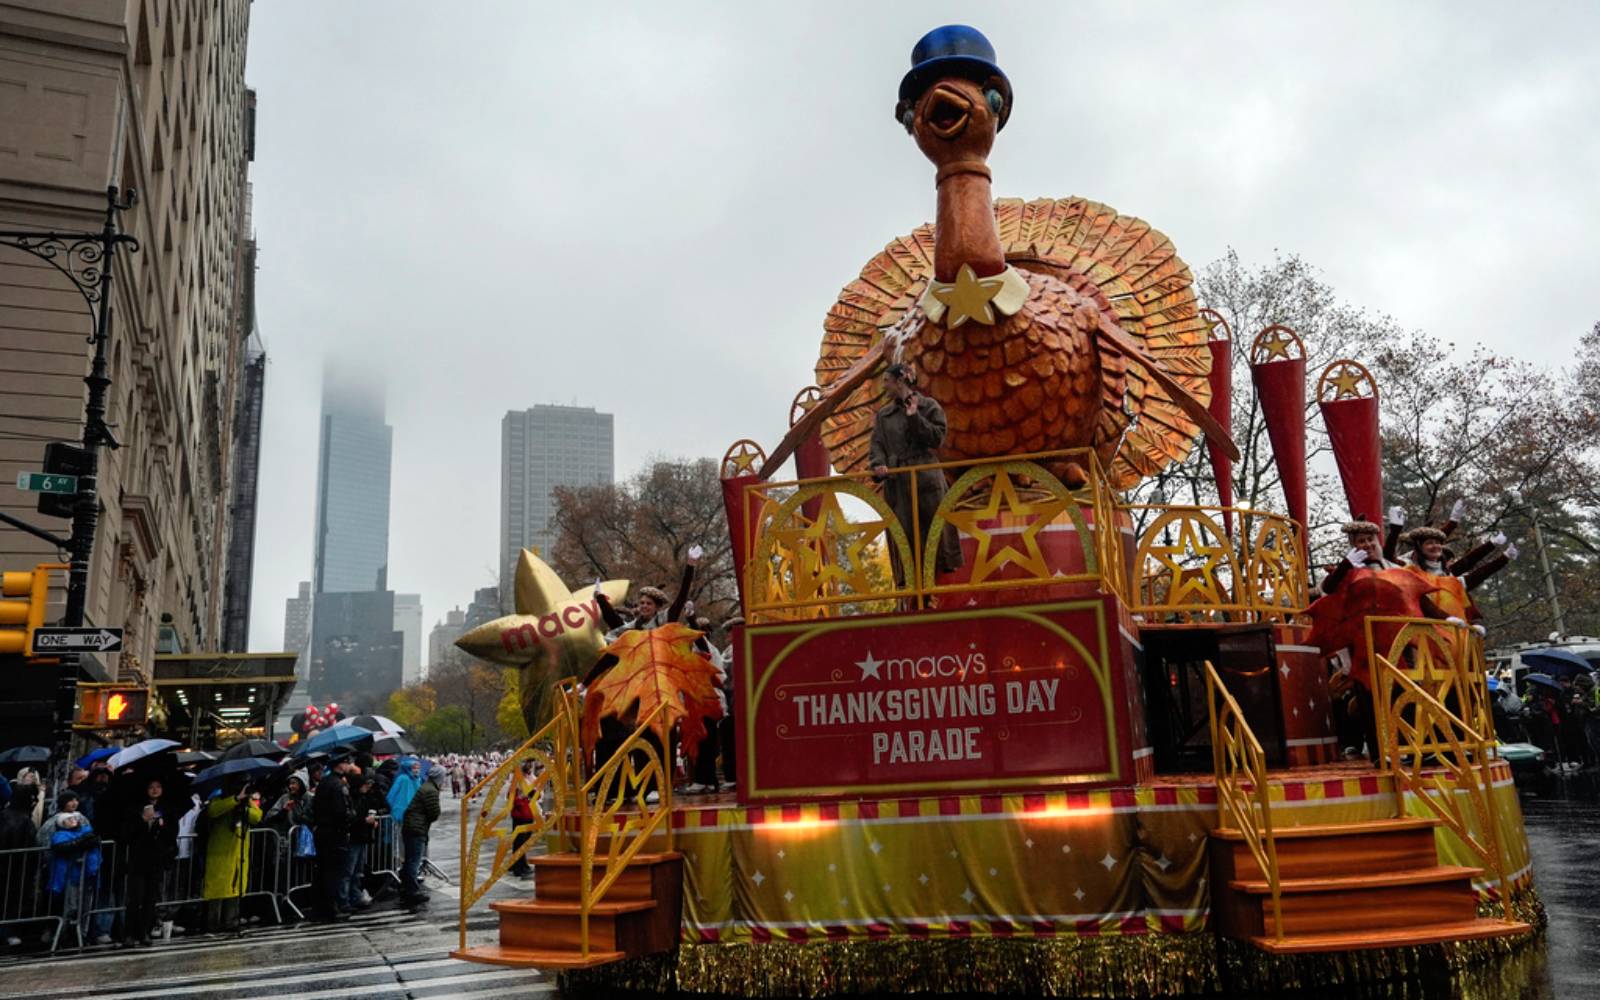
[
  {"left": 1520, "top": 649, "right": 1595, "bottom": 679},
  {"left": 1522, "top": 672, "right": 1563, "bottom": 693},
  {"left": 193, "top": 756, "right": 283, "bottom": 793},
  {"left": 0, "top": 745, "right": 49, "bottom": 766},
  {"left": 76, "top": 747, "right": 118, "bottom": 768},
  {"left": 292, "top": 723, "right": 376, "bottom": 759}
]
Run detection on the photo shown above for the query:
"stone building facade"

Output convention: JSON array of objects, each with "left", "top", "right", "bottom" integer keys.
[{"left": 0, "top": 1, "right": 257, "bottom": 682}]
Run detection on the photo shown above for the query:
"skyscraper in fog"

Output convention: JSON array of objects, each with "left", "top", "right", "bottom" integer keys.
[
  {"left": 306, "top": 366, "right": 402, "bottom": 712},
  {"left": 314, "top": 368, "right": 393, "bottom": 594},
  {"left": 394, "top": 593, "right": 423, "bottom": 686},
  {"left": 500, "top": 405, "right": 614, "bottom": 604}
]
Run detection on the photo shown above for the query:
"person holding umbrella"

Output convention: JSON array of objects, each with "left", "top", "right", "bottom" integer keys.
[{"left": 201, "top": 779, "right": 262, "bottom": 931}]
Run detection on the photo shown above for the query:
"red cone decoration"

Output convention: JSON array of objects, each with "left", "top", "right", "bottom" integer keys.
[
  {"left": 1316, "top": 360, "right": 1383, "bottom": 522},
  {"left": 1249, "top": 325, "right": 1309, "bottom": 541},
  {"left": 720, "top": 439, "right": 770, "bottom": 608},
  {"left": 1200, "top": 310, "right": 1235, "bottom": 536},
  {"left": 791, "top": 387, "right": 832, "bottom": 520}
]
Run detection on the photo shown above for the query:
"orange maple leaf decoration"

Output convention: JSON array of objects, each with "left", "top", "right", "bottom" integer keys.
[{"left": 581, "top": 623, "right": 725, "bottom": 766}]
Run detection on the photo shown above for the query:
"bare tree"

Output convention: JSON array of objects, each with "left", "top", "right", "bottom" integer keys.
[{"left": 549, "top": 456, "right": 740, "bottom": 620}]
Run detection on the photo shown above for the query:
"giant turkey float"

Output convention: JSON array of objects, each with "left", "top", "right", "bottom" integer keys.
[{"left": 451, "top": 24, "right": 1541, "bottom": 996}]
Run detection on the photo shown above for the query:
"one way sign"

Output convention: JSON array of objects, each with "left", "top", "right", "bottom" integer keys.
[{"left": 31, "top": 628, "right": 124, "bottom": 653}]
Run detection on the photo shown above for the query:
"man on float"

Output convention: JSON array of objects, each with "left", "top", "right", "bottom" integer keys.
[{"left": 869, "top": 363, "right": 964, "bottom": 588}]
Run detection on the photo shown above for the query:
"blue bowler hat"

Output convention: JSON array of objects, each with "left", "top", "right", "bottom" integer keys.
[{"left": 897, "top": 25, "right": 1012, "bottom": 130}]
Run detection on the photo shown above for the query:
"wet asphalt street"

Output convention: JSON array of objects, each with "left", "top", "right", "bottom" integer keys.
[
  {"left": 1514, "top": 783, "right": 1600, "bottom": 1000},
  {"left": 0, "top": 782, "right": 1594, "bottom": 999}
]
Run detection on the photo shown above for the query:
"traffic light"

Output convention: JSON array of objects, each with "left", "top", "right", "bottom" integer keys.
[
  {"left": 75, "top": 684, "right": 151, "bottom": 728},
  {"left": 0, "top": 563, "right": 62, "bottom": 656},
  {"left": 37, "top": 442, "right": 92, "bottom": 519}
]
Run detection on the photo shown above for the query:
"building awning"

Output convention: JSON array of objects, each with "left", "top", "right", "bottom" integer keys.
[{"left": 153, "top": 652, "right": 299, "bottom": 749}]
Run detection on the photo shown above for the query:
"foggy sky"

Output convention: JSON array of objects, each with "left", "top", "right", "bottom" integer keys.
[{"left": 241, "top": 2, "right": 1600, "bottom": 655}]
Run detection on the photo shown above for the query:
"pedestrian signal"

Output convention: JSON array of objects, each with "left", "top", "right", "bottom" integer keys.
[
  {"left": 76, "top": 684, "right": 151, "bottom": 728},
  {"left": 0, "top": 563, "right": 64, "bottom": 656}
]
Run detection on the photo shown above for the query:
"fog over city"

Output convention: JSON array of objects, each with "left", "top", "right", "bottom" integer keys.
[{"left": 242, "top": 2, "right": 1600, "bottom": 653}]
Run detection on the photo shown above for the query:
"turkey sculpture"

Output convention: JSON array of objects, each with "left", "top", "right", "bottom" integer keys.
[{"left": 767, "top": 25, "right": 1236, "bottom": 487}]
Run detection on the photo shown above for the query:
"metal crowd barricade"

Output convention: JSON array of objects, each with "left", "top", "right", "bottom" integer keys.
[
  {"left": 365, "top": 815, "right": 403, "bottom": 891},
  {"left": 0, "top": 843, "right": 88, "bottom": 953}
]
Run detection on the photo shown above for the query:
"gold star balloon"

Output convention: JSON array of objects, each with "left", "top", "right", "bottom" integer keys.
[{"left": 454, "top": 550, "right": 628, "bottom": 726}]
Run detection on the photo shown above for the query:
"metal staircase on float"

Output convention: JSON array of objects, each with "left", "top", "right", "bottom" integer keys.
[{"left": 1201, "top": 641, "right": 1531, "bottom": 953}]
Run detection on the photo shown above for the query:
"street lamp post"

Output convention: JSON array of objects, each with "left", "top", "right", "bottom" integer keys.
[
  {"left": 1508, "top": 489, "right": 1566, "bottom": 639},
  {"left": 0, "top": 186, "right": 140, "bottom": 791}
]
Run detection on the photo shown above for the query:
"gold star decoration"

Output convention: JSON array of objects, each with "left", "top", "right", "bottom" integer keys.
[
  {"left": 769, "top": 492, "right": 886, "bottom": 602},
  {"left": 455, "top": 551, "right": 628, "bottom": 720},
  {"left": 722, "top": 438, "right": 766, "bottom": 479},
  {"left": 930, "top": 263, "right": 1007, "bottom": 329},
  {"left": 1147, "top": 517, "right": 1232, "bottom": 608},
  {"left": 1255, "top": 328, "right": 1297, "bottom": 361},
  {"left": 943, "top": 470, "right": 1068, "bottom": 584},
  {"left": 1328, "top": 364, "right": 1364, "bottom": 398}
]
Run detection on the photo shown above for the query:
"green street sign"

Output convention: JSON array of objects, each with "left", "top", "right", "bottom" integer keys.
[{"left": 15, "top": 472, "right": 77, "bottom": 495}]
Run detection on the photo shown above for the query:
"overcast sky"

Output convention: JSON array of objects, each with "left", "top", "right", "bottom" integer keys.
[{"left": 241, "top": 3, "right": 1600, "bottom": 655}]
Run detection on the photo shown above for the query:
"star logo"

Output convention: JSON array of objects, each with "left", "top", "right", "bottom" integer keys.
[
  {"left": 930, "top": 264, "right": 1006, "bottom": 329},
  {"left": 855, "top": 650, "right": 883, "bottom": 681}
]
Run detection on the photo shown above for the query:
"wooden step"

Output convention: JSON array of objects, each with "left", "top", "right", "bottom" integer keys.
[
  {"left": 1249, "top": 918, "right": 1532, "bottom": 954},
  {"left": 451, "top": 943, "right": 625, "bottom": 969},
  {"left": 492, "top": 898, "right": 657, "bottom": 916},
  {"left": 1230, "top": 864, "right": 1482, "bottom": 895},
  {"left": 1263, "top": 878, "right": 1480, "bottom": 937},
  {"left": 1213, "top": 818, "right": 1441, "bottom": 881},
  {"left": 530, "top": 851, "right": 679, "bottom": 902}
]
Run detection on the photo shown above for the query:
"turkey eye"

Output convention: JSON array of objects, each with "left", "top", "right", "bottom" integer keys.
[{"left": 985, "top": 88, "right": 1003, "bottom": 115}]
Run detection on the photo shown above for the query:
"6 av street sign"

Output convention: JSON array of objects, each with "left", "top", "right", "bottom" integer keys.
[
  {"left": 31, "top": 627, "right": 123, "bottom": 653},
  {"left": 15, "top": 472, "right": 77, "bottom": 495}
]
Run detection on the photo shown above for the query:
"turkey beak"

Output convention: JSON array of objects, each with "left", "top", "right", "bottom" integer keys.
[{"left": 922, "top": 84, "right": 972, "bottom": 140}]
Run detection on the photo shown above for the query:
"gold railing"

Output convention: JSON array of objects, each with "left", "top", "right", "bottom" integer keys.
[
  {"left": 1373, "top": 653, "right": 1515, "bottom": 922},
  {"left": 1126, "top": 505, "right": 1307, "bottom": 623},
  {"left": 572, "top": 703, "right": 675, "bottom": 958},
  {"left": 739, "top": 450, "right": 1309, "bottom": 623},
  {"left": 456, "top": 684, "right": 678, "bottom": 958},
  {"left": 458, "top": 680, "right": 582, "bottom": 952},
  {"left": 741, "top": 449, "right": 1123, "bottom": 622},
  {"left": 1205, "top": 660, "right": 1282, "bottom": 942},
  {"left": 1363, "top": 617, "right": 1495, "bottom": 746}
]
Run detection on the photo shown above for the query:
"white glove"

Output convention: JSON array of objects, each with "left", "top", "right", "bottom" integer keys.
[
  {"left": 1387, "top": 506, "right": 1405, "bottom": 526},
  {"left": 1490, "top": 532, "right": 1507, "bottom": 546},
  {"left": 1450, "top": 499, "right": 1466, "bottom": 521},
  {"left": 1504, "top": 542, "right": 1518, "bottom": 560},
  {"left": 687, "top": 543, "right": 704, "bottom": 564},
  {"left": 1471, "top": 624, "right": 1487, "bottom": 637},
  {"left": 1346, "top": 547, "right": 1369, "bottom": 567},
  {"left": 1445, "top": 616, "right": 1466, "bottom": 627}
]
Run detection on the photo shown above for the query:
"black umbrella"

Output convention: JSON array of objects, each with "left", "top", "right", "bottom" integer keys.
[
  {"left": 193, "top": 756, "right": 283, "bottom": 793},
  {"left": 371, "top": 733, "right": 416, "bottom": 756},
  {"left": 0, "top": 745, "right": 50, "bottom": 766},
  {"left": 220, "top": 739, "right": 287, "bottom": 762},
  {"left": 175, "top": 750, "right": 217, "bottom": 766},
  {"left": 345, "top": 714, "right": 406, "bottom": 734}
]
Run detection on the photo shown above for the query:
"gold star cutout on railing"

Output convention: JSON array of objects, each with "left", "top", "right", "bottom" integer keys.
[
  {"left": 722, "top": 439, "right": 766, "bottom": 479},
  {"left": 769, "top": 492, "right": 886, "bottom": 602},
  {"left": 944, "top": 470, "right": 1067, "bottom": 583},
  {"left": 1147, "top": 517, "right": 1231, "bottom": 608}
]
